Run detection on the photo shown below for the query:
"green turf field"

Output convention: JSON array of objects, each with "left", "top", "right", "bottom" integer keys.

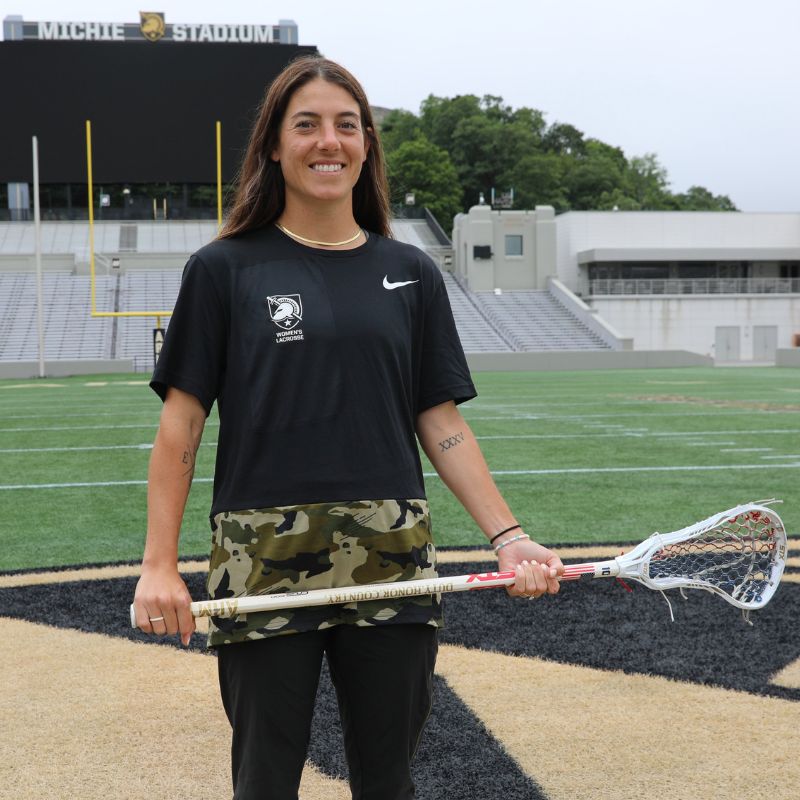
[{"left": 0, "top": 367, "right": 797, "bottom": 570}]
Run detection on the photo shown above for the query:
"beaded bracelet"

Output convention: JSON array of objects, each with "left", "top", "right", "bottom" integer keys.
[
  {"left": 493, "top": 533, "right": 530, "bottom": 553},
  {"left": 488, "top": 524, "right": 521, "bottom": 545}
]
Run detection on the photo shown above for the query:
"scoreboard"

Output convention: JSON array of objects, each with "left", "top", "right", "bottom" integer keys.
[{"left": 0, "top": 38, "right": 317, "bottom": 183}]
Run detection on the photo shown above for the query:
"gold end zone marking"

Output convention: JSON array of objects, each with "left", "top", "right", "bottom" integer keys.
[
  {"left": 0, "top": 560, "right": 209, "bottom": 589},
  {"left": 1, "top": 617, "right": 350, "bottom": 799},
  {"left": 437, "top": 643, "right": 800, "bottom": 800},
  {"left": 2, "top": 540, "right": 797, "bottom": 589},
  {"left": 770, "top": 656, "right": 800, "bottom": 689}
]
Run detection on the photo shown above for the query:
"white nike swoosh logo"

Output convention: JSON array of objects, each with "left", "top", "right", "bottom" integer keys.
[{"left": 383, "top": 276, "right": 420, "bottom": 290}]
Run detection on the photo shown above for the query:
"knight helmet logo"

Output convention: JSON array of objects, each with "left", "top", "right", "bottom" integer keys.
[
  {"left": 267, "top": 295, "right": 303, "bottom": 330},
  {"left": 140, "top": 12, "right": 166, "bottom": 42}
]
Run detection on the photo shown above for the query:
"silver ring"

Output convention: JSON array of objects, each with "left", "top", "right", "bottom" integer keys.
[{"left": 149, "top": 616, "right": 165, "bottom": 622}]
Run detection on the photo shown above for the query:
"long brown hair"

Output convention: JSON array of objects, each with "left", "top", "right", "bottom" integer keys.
[{"left": 218, "top": 56, "right": 392, "bottom": 239}]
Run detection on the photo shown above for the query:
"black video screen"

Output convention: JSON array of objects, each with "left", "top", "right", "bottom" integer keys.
[{"left": 1, "top": 40, "right": 317, "bottom": 183}]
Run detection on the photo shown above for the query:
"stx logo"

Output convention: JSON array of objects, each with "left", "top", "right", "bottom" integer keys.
[
  {"left": 466, "top": 571, "right": 514, "bottom": 583},
  {"left": 440, "top": 432, "right": 465, "bottom": 452}
]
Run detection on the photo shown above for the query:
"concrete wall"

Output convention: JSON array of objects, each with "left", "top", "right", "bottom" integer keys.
[
  {"left": 590, "top": 295, "right": 800, "bottom": 360},
  {"left": 452, "top": 205, "right": 556, "bottom": 291},
  {"left": 0, "top": 254, "right": 76, "bottom": 271},
  {"left": 466, "top": 350, "right": 712, "bottom": 372},
  {"left": 776, "top": 349, "right": 800, "bottom": 367},
  {"left": 548, "top": 278, "right": 633, "bottom": 350},
  {"left": 73, "top": 253, "right": 189, "bottom": 274},
  {"left": 0, "top": 359, "right": 134, "bottom": 379}
]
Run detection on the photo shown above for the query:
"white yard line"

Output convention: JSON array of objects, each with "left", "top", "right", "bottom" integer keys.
[
  {"left": 0, "top": 444, "right": 154, "bottom": 454},
  {"left": 0, "top": 428, "right": 792, "bottom": 443},
  {"left": 653, "top": 429, "right": 799, "bottom": 437},
  {"left": 1, "top": 409, "right": 159, "bottom": 421},
  {"left": 2, "top": 435, "right": 789, "bottom": 454},
  {"left": 720, "top": 448, "right": 774, "bottom": 453},
  {"left": 0, "top": 442, "right": 217, "bottom": 454},
  {"left": 0, "top": 479, "right": 155, "bottom": 490},
  {"left": 473, "top": 429, "right": 799, "bottom": 440},
  {"left": 2, "top": 462, "right": 798, "bottom": 491},
  {"left": 428, "top": 463, "right": 800, "bottom": 477},
  {"left": 0, "top": 421, "right": 219, "bottom": 433},
  {"left": 0, "top": 478, "right": 213, "bottom": 490},
  {"left": 465, "top": 410, "right": 784, "bottom": 421}
]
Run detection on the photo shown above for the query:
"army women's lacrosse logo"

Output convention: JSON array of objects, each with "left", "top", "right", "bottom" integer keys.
[
  {"left": 267, "top": 295, "right": 305, "bottom": 343},
  {"left": 267, "top": 295, "right": 303, "bottom": 330}
]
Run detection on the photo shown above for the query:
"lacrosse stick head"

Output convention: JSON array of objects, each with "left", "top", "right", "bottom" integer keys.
[{"left": 618, "top": 503, "right": 787, "bottom": 610}]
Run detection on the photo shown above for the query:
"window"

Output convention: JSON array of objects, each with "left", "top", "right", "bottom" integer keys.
[{"left": 505, "top": 234, "right": 523, "bottom": 256}]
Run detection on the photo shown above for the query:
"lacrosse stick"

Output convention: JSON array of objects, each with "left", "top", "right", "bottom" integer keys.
[{"left": 130, "top": 502, "right": 786, "bottom": 627}]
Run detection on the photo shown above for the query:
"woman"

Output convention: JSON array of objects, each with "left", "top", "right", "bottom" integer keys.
[{"left": 132, "top": 56, "right": 563, "bottom": 800}]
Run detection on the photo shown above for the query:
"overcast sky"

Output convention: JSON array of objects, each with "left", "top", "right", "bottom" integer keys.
[{"left": 5, "top": 0, "right": 798, "bottom": 212}]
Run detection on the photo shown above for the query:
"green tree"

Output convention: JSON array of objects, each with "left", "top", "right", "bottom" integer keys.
[
  {"left": 419, "top": 94, "right": 483, "bottom": 151},
  {"left": 449, "top": 113, "right": 509, "bottom": 207},
  {"left": 386, "top": 137, "right": 463, "bottom": 230},
  {"left": 377, "top": 94, "right": 738, "bottom": 217},
  {"left": 624, "top": 153, "right": 675, "bottom": 209},
  {"left": 542, "top": 122, "right": 586, "bottom": 157},
  {"left": 563, "top": 140, "right": 627, "bottom": 209},
  {"left": 378, "top": 109, "right": 422, "bottom": 154},
  {"left": 675, "top": 186, "right": 738, "bottom": 211},
  {"left": 502, "top": 151, "right": 566, "bottom": 210}
]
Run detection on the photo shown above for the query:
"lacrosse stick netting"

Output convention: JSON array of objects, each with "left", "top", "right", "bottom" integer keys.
[{"left": 598, "top": 502, "right": 787, "bottom": 611}]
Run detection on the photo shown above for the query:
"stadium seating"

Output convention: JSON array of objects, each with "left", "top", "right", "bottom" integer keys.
[
  {"left": 0, "top": 272, "right": 114, "bottom": 361},
  {"left": 469, "top": 289, "right": 610, "bottom": 351},
  {"left": 0, "top": 220, "right": 613, "bottom": 367},
  {"left": 116, "top": 271, "right": 183, "bottom": 371}
]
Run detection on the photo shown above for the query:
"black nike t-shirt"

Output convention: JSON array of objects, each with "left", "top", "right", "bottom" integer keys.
[{"left": 151, "top": 224, "right": 477, "bottom": 521}]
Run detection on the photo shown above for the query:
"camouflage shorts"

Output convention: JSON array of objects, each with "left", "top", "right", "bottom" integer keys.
[{"left": 206, "top": 498, "right": 442, "bottom": 646}]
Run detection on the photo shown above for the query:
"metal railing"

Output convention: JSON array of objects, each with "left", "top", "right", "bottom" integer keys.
[{"left": 589, "top": 278, "right": 800, "bottom": 296}]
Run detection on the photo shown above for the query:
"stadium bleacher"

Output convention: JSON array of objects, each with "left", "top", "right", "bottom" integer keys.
[
  {"left": 0, "top": 219, "right": 613, "bottom": 369},
  {"left": 469, "top": 289, "right": 610, "bottom": 351},
  {"left": 116, "top": 271, "right": 183, "bottom": 371},
  {"left": 0, "top": 271, "right": 114, "bottom": 361}
]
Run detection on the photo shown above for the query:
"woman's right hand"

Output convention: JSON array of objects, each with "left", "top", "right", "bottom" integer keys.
[{"left": 132, "top": 564, "right": 195, "bottom": 647}]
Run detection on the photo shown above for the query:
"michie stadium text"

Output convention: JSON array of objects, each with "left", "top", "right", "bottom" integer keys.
[{"left": 33, "top": 21, "right": 278, "bottom": 43}]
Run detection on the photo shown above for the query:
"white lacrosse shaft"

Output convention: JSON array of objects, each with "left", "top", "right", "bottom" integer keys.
[{"left": 128, "top": 561, "right": 617, "bottom": 627}]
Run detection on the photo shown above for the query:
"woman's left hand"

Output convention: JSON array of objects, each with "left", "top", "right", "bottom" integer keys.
[{"left": 496, "top": 536, "right": 564, "bottom": 599}]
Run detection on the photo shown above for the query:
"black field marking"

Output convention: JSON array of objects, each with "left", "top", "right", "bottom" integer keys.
[
  {"left": 0, "top": 574, "right": 210, "bottom": 649},
  {"left": 0, "top": 573, "right": 544, "bottom": 800},
  {"left": 307, "top": 664, "right": 546, "bottom": 797},
  {"left": 1, "top": 567, "right": 797, "bottom": 703},
  {"left": 438, "top": 562, "right": 800, "bottom": 702}
]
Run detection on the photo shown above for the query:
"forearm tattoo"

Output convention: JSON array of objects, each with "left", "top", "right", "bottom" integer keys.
[
  {"left": 439, "top": 431, "right": 465, "bottom": 452},
  {"left": 181, "top": 442, "right": 197, "bottom": 479}
]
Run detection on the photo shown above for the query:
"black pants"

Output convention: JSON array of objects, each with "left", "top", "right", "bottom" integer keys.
[{"left": 217, "top": 624, "right": 438, "bottom": 800}]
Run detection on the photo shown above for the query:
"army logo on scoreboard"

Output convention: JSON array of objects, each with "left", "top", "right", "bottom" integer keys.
[
  {"left": 139, "top": 12, "right": 166, "bottom": 42},
  {"left": 266, "top": 294, "right": 304, "bottom": 343}
]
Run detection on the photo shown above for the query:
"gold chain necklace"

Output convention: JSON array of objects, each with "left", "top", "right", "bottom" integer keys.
[{"left": 276, "top": 223, "right": 362, "bottom": 247}]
